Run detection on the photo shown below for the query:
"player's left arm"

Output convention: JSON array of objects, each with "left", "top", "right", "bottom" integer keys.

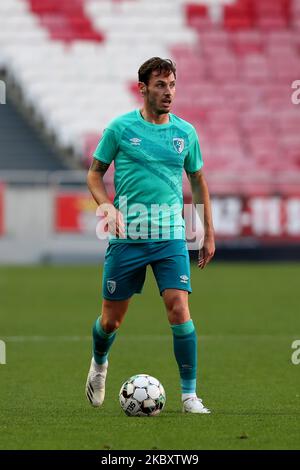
[{"left": 186, "top": 169, "right": 215, "bottom": 269}]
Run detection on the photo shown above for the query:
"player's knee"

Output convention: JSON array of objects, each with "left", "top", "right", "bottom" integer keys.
[
  {"left": 168, "top": 301, "right": 190, "bottom": 324},
  {"left": 101, "top": 318, "right": 121, "bottom": 334}
]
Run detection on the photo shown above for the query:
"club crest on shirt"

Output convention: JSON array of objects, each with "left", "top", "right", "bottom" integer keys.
[
  {"left": 107, "top": 280, "right": 116, "bottom": 294},
  {"left": 173, "top": 138, "right": 185, "bottom": 154}
]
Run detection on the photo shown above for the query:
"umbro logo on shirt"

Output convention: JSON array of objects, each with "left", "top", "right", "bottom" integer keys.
[{"left": 130, "top": 137, "right": 142, "bottom": 146}]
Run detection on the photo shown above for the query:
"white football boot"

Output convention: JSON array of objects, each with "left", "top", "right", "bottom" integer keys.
[
  {"left": 182, "top": 397, "right": 211, "bottom": 414},
  {"left": 85, "top": 358, "right": 108, "bottom": 407}
]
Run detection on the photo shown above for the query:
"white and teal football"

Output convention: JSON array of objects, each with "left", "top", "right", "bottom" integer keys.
[{"left": 119, "top": 374, "right": 166, "bottom": 417}]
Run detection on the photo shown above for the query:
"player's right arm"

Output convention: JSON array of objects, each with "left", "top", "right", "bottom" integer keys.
[
  {"left": 87, "top": 158, "right": 125, "bottom": 238},
  {"left": 87, "top": 158, "right": 111, "bottom": 206}
]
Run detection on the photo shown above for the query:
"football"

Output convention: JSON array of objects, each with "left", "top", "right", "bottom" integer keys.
[{"left": 119, "top": 374, "right": 166, "bottom": 417}]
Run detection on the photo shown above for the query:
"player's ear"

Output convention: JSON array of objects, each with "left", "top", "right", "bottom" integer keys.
[{"left": 138, "top": 82, "right": 146, "bottom": 96}]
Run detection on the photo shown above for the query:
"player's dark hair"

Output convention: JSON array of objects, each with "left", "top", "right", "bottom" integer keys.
[{"left": 138, "top": 57, "right": 176, "bottom": 85}]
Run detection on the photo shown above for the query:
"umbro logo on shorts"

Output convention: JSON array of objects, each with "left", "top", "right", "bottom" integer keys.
[
  {"left": 180, "top": 275, "right": 189, "bottom": 284},
  {"left": 107, "top": 280, "right": 116, "bottom": 294}
]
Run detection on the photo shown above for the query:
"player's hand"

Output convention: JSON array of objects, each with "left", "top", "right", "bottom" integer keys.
[
  {"left": 198, "top": 232, "right": 215, "bottom": 269},
  {"left": 103, "top": 203, "right": 125, "bottom": 238}
]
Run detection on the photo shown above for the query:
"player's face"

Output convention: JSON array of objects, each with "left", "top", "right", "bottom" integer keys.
[{"left": 143, "top": 71, "right": 176, "bottom": 115}]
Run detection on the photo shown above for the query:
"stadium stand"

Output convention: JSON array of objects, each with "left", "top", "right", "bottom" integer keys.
[
  {"left": 0, "top": 0, "right": 299, "bottom": 194},
  {"left": 172, "top": 0, "right": 300, "bottom": 194},
  {"left": 0, "top": 96, "right": 69, "bottom": 170}
]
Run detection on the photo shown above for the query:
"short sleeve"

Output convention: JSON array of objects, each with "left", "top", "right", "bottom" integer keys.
[
  {"left": 184, "top": 127, "right": 203, "bottom": 173},
  {"left": 93, "top": 128, "right": 119, "bottom": 164}
]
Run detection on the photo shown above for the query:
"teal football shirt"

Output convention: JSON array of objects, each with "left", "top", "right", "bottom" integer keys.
[{"left": 93, "top": 109, "right": 203, "bottom": 242}]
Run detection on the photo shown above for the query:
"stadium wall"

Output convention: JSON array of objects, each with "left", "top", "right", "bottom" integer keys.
[
  {"left": 1, "top": 180, "right": 300, "bottom": 264},
  {"left": 0, "top": 184, "right": 107, "bottom": 264}
]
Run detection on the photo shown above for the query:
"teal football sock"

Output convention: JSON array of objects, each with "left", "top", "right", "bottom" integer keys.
[
  {"left": 92, "top": 316, "right": 117, "bottom": 365},
  {"left": 171, "top": 319, "right": 197, "bottom": 394}
]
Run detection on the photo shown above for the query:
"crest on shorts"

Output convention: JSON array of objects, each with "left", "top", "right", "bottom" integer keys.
[
  {"left": 173, "top": 138, "right": 185, "bottom": 154},
  {"left": 107, "top": 280, "right": 116, "bottom": 294}
]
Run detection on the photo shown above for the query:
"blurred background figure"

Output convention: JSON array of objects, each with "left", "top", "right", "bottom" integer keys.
[{"left": 0, "top": 0, "right": 300, "bottom": 264}]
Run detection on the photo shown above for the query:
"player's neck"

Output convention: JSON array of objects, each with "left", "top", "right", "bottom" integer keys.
[{"left": 139, "top": 107, "right": 169, "bottom": 125}]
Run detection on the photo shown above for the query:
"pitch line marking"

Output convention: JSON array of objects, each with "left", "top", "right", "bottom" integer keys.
[{"left": 2, "top": 335, "right": 298, "bottom": 343}]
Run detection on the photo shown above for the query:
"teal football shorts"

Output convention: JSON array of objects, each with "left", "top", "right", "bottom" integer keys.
[{"left": 102, "top": 240, "right": 192, "bottom": 301}]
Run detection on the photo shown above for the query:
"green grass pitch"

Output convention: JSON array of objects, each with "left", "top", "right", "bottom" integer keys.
[{"left": 0, "top": 263, "right": 300, "bottom": 450}]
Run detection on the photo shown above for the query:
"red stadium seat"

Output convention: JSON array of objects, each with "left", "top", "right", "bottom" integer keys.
[
  {"left": 26, "top": 0, "right": 104, "bottom": 43},
  {"left": 231, "top": 30, "right": 264, "bottom": 55},
  {"left": 29, "top": 0, "right": 60, "bottom": 14},
  {"left": 186, "top": 3, "right": 211, "bottom": 30},
  {"left": 224, "top": 1, "right": 254, "bottom": 30}
]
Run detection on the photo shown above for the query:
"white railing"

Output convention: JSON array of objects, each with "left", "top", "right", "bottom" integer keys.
[{"left": 0, "top": 170, "right": 86, "bottom": 185}]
